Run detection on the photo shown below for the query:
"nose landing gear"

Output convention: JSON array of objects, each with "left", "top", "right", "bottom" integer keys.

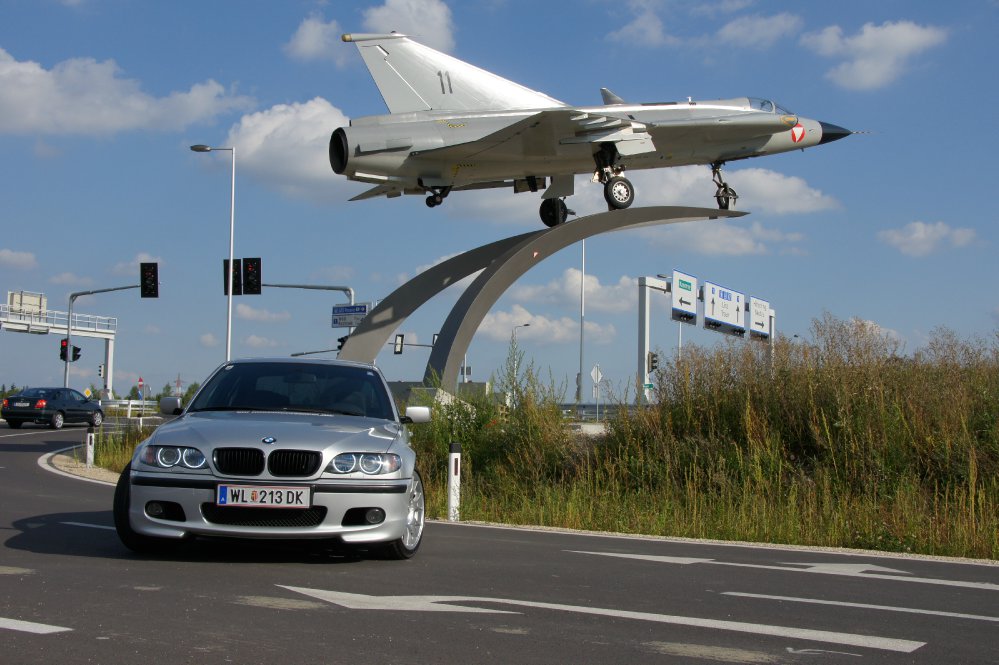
[{"left": 712, "top": 162, "right": 738, "bottom": 210}]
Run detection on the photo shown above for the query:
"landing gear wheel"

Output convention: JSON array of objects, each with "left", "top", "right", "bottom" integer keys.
[
  {"left": 375, "top": 469, "right": 425, "bottom": 560},
  {"left": 711, "top": 162, "right": 738, "bottom": 211},
  {"left": 425, "top": 195, "right": 441, "bottom": 208},
  {"left": 603, "top": 176, "right": 634, "bottom": 209},
  {"left": 539, "top": 198, "right": 569, "bottom": 227},
  {"left": 715, "top": 185, "right": 738, "bottom": 210},
  {"left": 113, "top": 462, "right": 180, "bottom": 555},
  {"left": 50, "top": 411, "right": 64, "bottom": 430}
]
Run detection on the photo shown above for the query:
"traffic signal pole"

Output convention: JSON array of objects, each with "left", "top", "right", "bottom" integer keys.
[{"left": 63, "top": 285, "right": 139, "bottom": 388}]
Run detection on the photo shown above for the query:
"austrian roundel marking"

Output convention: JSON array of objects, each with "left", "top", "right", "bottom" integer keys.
[{"left": 790, "top": 124, "right": 806, "bottom": 143}]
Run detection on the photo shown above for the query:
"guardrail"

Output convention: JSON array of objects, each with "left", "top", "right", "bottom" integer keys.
[{"left": 99, "top": 399, "right": 159, "bottom": 418}]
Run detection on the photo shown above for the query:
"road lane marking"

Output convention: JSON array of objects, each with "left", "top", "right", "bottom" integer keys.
[
  {"left": 279, "top": 585, "right": 924, "bottom": 653},
  {"left": 0, "top": 617, "right": 72, "bottom": 634},
  {"left": 724, "top": 592, "right": 999, "bottom": 623},
  {"left": 571, "top": 551, "right": 999, "bottom": 592},
  {"left": 61, "top": 521, "right": 115, "bottom": 531}
]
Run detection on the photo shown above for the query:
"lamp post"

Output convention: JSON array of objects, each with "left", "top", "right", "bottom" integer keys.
[
  {"left": 191, "top": 144, "right": 236, "bottom": 361},
  {"left": 512, "top": 323, "right": 530, "bottom": 379}
]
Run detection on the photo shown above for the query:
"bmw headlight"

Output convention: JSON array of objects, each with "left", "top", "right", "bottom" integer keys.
[
  {"left": 142, "top": 446, "right": 208, "bottom": 470},
  {"left": 328, "top": 453, "right": 401, "bottom": 475}
]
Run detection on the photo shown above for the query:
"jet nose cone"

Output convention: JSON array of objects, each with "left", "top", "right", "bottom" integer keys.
[{"left": 819, "top": 122, "right": 852, "bottom": 145}]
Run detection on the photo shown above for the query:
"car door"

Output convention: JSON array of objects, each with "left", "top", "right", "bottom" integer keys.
[{"left": 63, "top": 389, "right": 87, "bottom": 423}]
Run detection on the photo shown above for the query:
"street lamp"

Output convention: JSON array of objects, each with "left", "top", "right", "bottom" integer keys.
[
  {"left": 512, "top": 323, "right": 530, "bottom": 340},
  {"left": 191, "top": 144, "right": 236, "bottom": 361}
]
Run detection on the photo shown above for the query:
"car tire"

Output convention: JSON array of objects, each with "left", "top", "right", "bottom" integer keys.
[
  {"left": 113, "top": 462, "right": 178, "bottom": 555},
  {"left": 90, "top": 410, "right": 104, "bottom": 428},
  {"left": 6, "top": 420, "right": 23, "bottom": 429},
  {"left": 375, "top": 469, "right": 425, "bottom": 560},
  {"left": 50, "top": 412, "right": 64, "bottom": 429}
]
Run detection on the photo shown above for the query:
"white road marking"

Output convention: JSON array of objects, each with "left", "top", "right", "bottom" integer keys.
[
  {"left": 280, "top": 585, "right": 924, "bottom": 653},
  {"left": 571, "top": 551, "right": 999, "bottom": 592},
  {"left": 0, "top": 617, "right": 72, "bottom": 634},
  {"left": 37, "top": 446, "right": 116, "bottom": 486},
  {"left": 61, "top": 521, "right": 115, "bottom": 531},
  {"left": 724, "top": 592, "right": 999, "bottom": 623}
]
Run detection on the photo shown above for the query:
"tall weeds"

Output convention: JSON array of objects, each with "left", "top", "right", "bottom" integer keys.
[{"left": 410, "top": 314, "right": 999, "bottom": 559}]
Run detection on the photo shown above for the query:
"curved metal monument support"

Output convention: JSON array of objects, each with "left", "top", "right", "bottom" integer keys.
[
  {"left": 338, "top": 231, "right": 539, "bottom": 363},
  {"left": 425, "top": 206, "right": 746, "bottom": 389}
]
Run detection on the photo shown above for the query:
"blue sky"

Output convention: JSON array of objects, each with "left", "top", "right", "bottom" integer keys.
[{"left": 1, "top": 0, "right": 996, "bottom": 398}]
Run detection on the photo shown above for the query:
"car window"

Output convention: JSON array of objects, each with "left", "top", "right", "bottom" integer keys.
[{"left": 190, "top": 362, "right": 394, "bottom": 420}]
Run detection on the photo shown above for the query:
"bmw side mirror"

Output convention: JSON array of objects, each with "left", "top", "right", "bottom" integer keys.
[
  {"left": 159, "top": 396, "right": 183, "bottom": 416},
  {"left": 401, "top": 406, "right": 431, "bottom": 424}
]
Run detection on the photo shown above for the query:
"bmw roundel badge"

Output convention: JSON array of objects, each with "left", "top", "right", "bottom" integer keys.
[{"left": 262, "top": 436, "right": 277, "bottom": 445}]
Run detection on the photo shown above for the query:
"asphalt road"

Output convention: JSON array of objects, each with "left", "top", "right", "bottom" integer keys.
[{"left": 2, "top": 423, "right": 997, "bottom": 664}]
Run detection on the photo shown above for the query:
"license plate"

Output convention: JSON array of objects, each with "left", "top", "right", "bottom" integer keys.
[
  {"left": 14, "top": 401, "right": 29, "bottom": 407},
  {"left": 216, "top": 485, "right": 311, "bottom": 508}
]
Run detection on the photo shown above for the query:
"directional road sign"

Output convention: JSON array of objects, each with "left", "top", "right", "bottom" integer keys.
[
  {"left": 671, "top": 269, "right": 697, "bottom": 324},
  {"left": 749, "top": 297, "right": 771, "bottom": 340},
  {"left": 703, "top": 282, "right": 745, "bottom": 337},
  {"left": 331, "top": 302, "right": 370, "bottom": 328}
]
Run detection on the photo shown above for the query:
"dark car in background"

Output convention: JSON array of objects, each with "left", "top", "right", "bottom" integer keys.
[{"left": 1, "top": 387, "right": 104, "bottom": 429}]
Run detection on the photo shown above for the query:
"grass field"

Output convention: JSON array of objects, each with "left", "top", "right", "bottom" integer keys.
[{"left": 91, "top": 314, "right": 998, "bottom": 559}]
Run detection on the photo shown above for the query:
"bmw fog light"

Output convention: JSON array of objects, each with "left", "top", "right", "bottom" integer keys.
[{"left": 364, "top": 508, "right": 386, "bottom": 524}]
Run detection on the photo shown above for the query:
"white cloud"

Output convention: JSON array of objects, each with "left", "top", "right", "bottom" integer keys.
[
  {"left": 311, "top": 265, "right": 355, "bottom": 283},
  {"left": 245, "top": 335, "right": 280, "bottom": 349},
  {"left": 800, "top": 21, "right": 947, "bottom": 90},
  {"left": 0, "top": 248, "right": 37, "bottom": 269},
  {"left": 362, "top": 0, "right": 455, "bottom": 52},
  {"left": 479, "top": 304, "right": 616, "bottom": 345},
  {"left": 877, "top": 221, "right": 976, "bottom": 257},
  {"left": 511, "top": 269, "right": 637, "bottom": 314},
  {"left": 112, "top": 252, "right": 162, "bottom": 276},
  {"left": 0, "top": 48, "right": 253, "bottom": 135},
  {"left": 226, "top": 97, "right": 351, "bottom": 201},
  {"left": 624, "top": 166, "right": 837, "bottom": 216},
  {"left": 608, "top": 8, "right": 678, "bottom": 48},
  {"left": 635, "top": 218, "right": 806, "bottom": 256},
  {"left": 284, "top": 14, "right": 349, "bottom": 66},
  {"left": 236, "top": 303, "right": 291, "bottom": 323},
  {"left": 199, "top": 333, "right": 219, "bottom": 348},
  {"left": 716, "top": 13, "right": 803, "bottom": 49},
  {"left": 49, "top": 272, "right": 94, "bottom": 287}
]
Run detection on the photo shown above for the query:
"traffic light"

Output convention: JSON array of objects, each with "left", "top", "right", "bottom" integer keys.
[
  {"left": 72, "top": 346, "right": 81, "bottom": 361},
  {"left": 336, "top": 335, "right": 349, "bottom": 351},
  {"left": 647, "top": 351, "right": 659, "bottom": 373},
  {"left": 393, "top": 334, "right": 404, "bottom": 354},
  {"left": 223, "top": 259, "right": 243, "bottom": 296},
  {"left": 242, "top": 257, "right": 261, "bottom": 295},
  {"left": 60, "top": 338, "right": 68, "bottom": 361},
  {"left": 140, "top": 262, "right": 159, "bottom": 298},
  {"left": 98, "top": 364, "right": 105, "bottom": 378}
]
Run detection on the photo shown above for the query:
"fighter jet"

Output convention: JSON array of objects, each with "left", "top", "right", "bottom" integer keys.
[{"left": 330, "top": 32, "right": 851, "bottom": 227}]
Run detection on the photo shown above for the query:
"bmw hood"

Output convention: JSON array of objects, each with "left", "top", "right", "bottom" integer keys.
[{"left": 146, "top": 411, "right": 402, "bottom": 454}]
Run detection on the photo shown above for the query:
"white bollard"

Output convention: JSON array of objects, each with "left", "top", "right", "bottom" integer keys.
[
  {"left": 447, "top": 442, "right": 461, "bottom": 522},
  {"left": 85, "top": 427, "right": 95, "bottom": 468}
]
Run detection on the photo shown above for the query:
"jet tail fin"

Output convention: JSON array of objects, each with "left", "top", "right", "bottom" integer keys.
[
  {"left": 343, "top": 33, "right": 565, "bottom": 114},
  {"left": 600, "top": 88, "right": 626, "bottom": 105}
]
